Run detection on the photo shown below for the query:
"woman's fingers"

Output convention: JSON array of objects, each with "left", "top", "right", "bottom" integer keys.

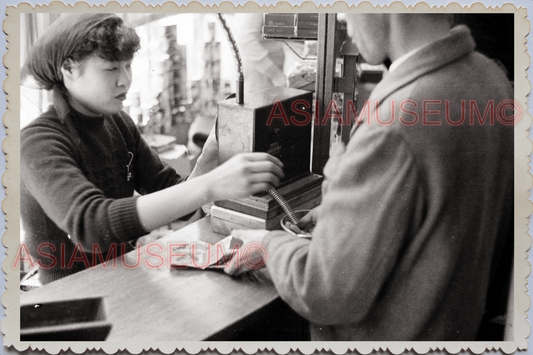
[
  {"left": 247, "top": 172, "right": 281, "bottom": 186},
  {"left": 208, "top": 152, "right": 289, "bottom": 200},
  {"left": 246, "top": 164, "right": 284, "bottom": 181},
  {"left": 234, "top": 153, "right": 285, "bottom": 180},
  {"left": 241, "top": 152, "right": 284, "bottom": 167},
  {"left": 249, "top": 182, "right": 275, "bottom": 195}
]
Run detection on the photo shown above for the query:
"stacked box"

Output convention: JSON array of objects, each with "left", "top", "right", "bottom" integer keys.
[
  {"left": 262, "top": 13, "right": 319, "bottom": 40},
  {"left": 262, "top": 25, "right": 296, "bottom": 37},
  {"left": 212, "top": 174, "right": 323, "bottom": 235},
  {"left": 297, "top": 13, "right": 319, "bottom": 21},
  {"left": 296, "top": 13, "right": 319, "bottom": 39},
  {"left": 296, "top": 20, "right": 318, "bottom": 29},
  {"left": 263, "top": 13, "right": 296, "bottom": 26},
  {"left": 296, "top": 29, "right": 318, "bottom": 39}
]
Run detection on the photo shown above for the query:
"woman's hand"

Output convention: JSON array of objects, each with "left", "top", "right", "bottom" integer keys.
[
  {"left": 205, "top": 152, "right": 285, "bottom": 201},
  {"left": 136, "top": 152, "right": 283, "bottom": 233}
]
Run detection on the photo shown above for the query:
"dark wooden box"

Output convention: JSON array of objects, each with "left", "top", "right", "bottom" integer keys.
[{"left": 20, "top": 297, "right": 112, "bottom": 341}]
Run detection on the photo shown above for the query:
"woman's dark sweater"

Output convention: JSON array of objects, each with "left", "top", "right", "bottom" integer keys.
[{"left": 21, "top": 92, "right": 184, "bottom": 284}]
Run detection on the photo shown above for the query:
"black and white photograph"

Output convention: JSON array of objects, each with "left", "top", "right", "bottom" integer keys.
[{"left": 1, "top": 2, "right": 531, "bottom": 354}]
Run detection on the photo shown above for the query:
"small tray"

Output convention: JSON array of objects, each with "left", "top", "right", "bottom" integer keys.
[{"left": 21, "top": 297, "right": 112, "bottom": 341}]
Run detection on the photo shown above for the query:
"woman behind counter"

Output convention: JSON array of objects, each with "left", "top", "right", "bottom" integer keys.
[{"left": 20, "top": 13, "right": 284, "bottom": 285}]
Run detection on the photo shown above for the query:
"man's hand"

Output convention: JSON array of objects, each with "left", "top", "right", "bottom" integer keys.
[
  {"left": 224, "top": 229, "right": 270, "bottom": 276},
  {"left": 298, "top": 206, "right": 320, "bottom": 230}
]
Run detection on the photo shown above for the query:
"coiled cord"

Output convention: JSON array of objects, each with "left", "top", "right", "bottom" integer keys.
[{"left": 268, "top": 187, "right": 300, "bottom": 225}]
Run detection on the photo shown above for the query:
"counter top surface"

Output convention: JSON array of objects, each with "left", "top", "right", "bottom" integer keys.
[{"left": 20, "top": 217, "right": 280, "bottom": 341}]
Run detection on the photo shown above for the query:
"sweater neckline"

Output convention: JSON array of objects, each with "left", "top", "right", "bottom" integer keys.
[
  {"left": 71, "top": 109, "right": 106, "bottom": 128},
  {"left": 53, "top": 86, "right": 107, "bottom": 128}
]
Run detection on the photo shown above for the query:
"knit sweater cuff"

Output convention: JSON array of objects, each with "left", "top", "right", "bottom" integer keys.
[
  {"left": 38, "top": 263, "right": 86, "bottom": 285},
  {"left": 108, "top": 196, "right": 147, "bottom": 242}
]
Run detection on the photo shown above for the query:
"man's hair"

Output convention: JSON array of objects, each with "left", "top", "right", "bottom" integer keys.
[{"left": 69, "top": 17, "right": 140, "bottom": 63}]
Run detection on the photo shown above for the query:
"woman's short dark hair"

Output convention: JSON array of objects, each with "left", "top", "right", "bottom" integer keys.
[{"left": 69, "top": 17, "right": 140, "bottom": 63}]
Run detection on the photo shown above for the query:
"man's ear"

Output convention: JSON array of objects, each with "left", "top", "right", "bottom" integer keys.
[{"left": 60, "top": 58, "right": 79, "bottom": 82}]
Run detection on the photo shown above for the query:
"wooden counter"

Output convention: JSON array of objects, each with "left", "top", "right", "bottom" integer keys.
[{"left": 19, "top": 217, "right": 309, "bottom": 341}]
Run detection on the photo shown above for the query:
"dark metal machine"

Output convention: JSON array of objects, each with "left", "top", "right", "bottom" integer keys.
[
  {"left": 212, "top": 87, "right": 323, "bottom": 234},
  {"left": 218, "top": 87, "right": 313, "bottom": 183}
]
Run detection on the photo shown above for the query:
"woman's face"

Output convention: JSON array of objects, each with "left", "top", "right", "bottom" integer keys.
[{"left": 63, "top": 53, "right": 133, "bottom": 116}]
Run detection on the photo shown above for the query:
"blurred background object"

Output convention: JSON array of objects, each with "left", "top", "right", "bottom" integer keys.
[{"left": 233, "top": 13, "right": 288, "bottom": 96}]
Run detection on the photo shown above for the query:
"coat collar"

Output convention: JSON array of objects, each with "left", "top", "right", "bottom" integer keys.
[{"left": 369, "top": 25, "right": 476, "bottom": 104}]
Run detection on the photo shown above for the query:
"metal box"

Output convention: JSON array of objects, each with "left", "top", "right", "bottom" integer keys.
[{"left": 218, "top": 87, "right": 314, "bottom": 183}]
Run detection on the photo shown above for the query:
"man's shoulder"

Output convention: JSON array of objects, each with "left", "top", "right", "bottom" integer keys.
[
  {"left": 370, "top": 51, "right": 513, "bottom": 132},
  {"left": 413, "top": 51, "right": 512, "bottom": 101}
]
